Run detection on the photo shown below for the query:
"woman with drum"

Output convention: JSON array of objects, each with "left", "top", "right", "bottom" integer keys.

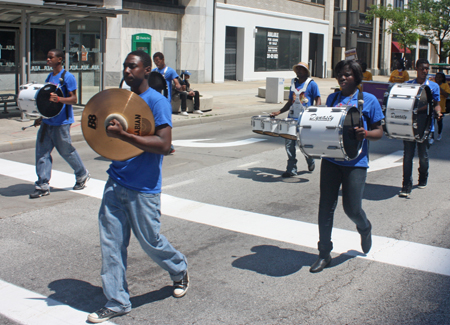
[{"left": 310, "top": 60, "right": 384, "bottom": 273}]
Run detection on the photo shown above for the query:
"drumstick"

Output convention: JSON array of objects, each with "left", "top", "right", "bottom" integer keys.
[{"left": 21, "top": 124, "right": 34, "bottom": 131}]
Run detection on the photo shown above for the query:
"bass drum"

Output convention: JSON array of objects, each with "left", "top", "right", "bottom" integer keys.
[
  {"left": 18, "top": 83, "right": 45, "bottom": 115},
  {"left": 297, "top": 105, "right": 362, "bottom": 161},
  {"left": 382, "top": 83, "right": 432, "bottom": 142},
  {"left": 35, "top": 83, "right": 64, "bottom": 118}
]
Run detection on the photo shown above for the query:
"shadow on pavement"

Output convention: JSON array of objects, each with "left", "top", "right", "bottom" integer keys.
[
  {"left": 364, "top": 182, "right": 401, "bottom": 201},
  {"left": 0, "top": 183, "right": 66, "bottom": 197},
  {"left": 229, "top": 167, "right": 311, "bottom": 184},
  {"left": 232, "top": 245, "right": 355, "bottom": 276}
]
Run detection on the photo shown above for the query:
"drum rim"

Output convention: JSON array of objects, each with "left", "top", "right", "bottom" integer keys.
[
  {"left": 338, "top": 105, "right": 363, "bottom": 161},
  {"left": 382, "top": 83, "right": 433, "bottom": 142},
  {"left": 35, "top": 83, "right": 65, "bottom": 118}
]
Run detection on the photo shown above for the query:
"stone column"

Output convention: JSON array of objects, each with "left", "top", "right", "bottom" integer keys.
[{"left": 104, "top": 0, "right": 123, "bottom": 87}]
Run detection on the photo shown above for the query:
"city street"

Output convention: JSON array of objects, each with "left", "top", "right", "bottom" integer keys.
[{"left": 1, "top": 114, "right": 450, "bottom": 324}]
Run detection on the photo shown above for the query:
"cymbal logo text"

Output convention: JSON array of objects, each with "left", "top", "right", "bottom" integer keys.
[
  {"left": 88, "top": 114, "right": 97, "bottom": 129},
  {"left": 135, "top": 114, "right": 141, "bottom": 135}
]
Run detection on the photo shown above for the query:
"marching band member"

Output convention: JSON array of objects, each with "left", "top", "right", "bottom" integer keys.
[
  {"left": 310, "top": 60, "right": 384, "bottom": 273},
  {"left": 30, "top": 49, "right": 89, "bottom": 199},
  {"left": 88, "top": 50, "right": 189, "bottom": 323},
  {"left": 399, "top": 59, "right": 441, "bottom": 197},
  {"left": 271, "top": 62, "right": 321, "bottom": 176}
]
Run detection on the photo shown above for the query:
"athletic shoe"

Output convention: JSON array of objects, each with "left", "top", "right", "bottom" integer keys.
[
  {"left": 418, "top": 179, "right": 427, "bottom": 189},
  {"left": 437, "top": 134, "right": 442, "bottom": 141},
  {"left": 399, "top": 187, "right": 411, "bottom": 198},
  {"left": 87, "top": 307, "right": 128, "bottom": 323},
  {"left": 29, "top": 189, "right": 50, "bottom": 199},
  {"left": 429, "top": 138, "right": 434, "bottom": 145},
  {"left": 282, "top": 171, "right": 297, "bottom": 178},
  {"left": 73, "top": 173, "right": 90, "bottom": 190},
  {"left": 173, "top": 270, "right": 189, "bottom": 298},
  {"left": 308, "top": 161, "right": 315, "bottom": 172},
  {"left": 180, "top": 111, "right": 189, "bottom": 116},
  {"left": 193, "top": 110, "right": 203, "bottom": 114}
]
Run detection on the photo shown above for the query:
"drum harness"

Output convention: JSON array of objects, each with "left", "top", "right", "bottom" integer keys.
[
  {"left": 289, "top": 77, "right": 312, "bottom": 119},
  {"left": 40, "top": 70, "right": 67, "bottom": 142}
]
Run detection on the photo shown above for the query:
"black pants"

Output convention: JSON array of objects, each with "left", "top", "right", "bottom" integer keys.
[
  {"left": 317, "top": 159, "right": 370, "bottom": 257},
  {"left": 180, "top": 91, "right": 200, "bottom": 112}
]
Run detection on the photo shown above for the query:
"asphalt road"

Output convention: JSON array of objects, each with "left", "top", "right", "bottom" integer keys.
[{"left": 1, "top": 116, "right": 450, "bottom": 324}]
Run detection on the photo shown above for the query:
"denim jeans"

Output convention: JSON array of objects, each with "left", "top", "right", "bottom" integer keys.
[
  {"left": 402, "top": 140, "right": 429, "bottom": 187},
  {"left": 180, "top": 91, "right": 200, "bottom": 111},
  {"left": 317, "top": 159, "right": 370, "bottom": 257},
  {"left": 35, "top": 124, "right": 88, "bottom": 191},
  {"left": 285, "top": 138, "right": 314, "bottom": 174},
  {"left": 98, "top": 178, "right": 188, "bottom": 313}
]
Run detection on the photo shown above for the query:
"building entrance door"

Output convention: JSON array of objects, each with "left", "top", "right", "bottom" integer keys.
[
  {"left": 0, "top": 29, "right": 19, "bottom": 94},
  {"left": 309, "top": 33, "right": 324, "bottom": 78},
  {"left": 225, "top": 27, "right": 237, "bottom": 80}
]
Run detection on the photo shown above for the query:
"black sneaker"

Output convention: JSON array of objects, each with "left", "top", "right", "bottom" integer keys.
[
  {"left": 282, "top": 171, "right": 297, "bottom": 178},
  {"left": 73, "top": 173, "right": 90, "bottom": 190},
  {"left": 418, "top": 179, "right": 427, "bottom": 189},
  {"left": 399, "top": 187, "right": 411, "bottom": 198},
  {"left": 29, "top": 189, "right": 50, "bottom": 199},
  {"left": 173, "top": 270, "right": 189, "bottom": 298},
  {"left": 87, "top": 307, "right": 128, "bottom": 323},
  {"left": 308, "top": 162, "right": 315, "bottom": 172}
]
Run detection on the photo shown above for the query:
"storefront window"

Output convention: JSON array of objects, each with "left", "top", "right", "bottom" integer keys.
[
  {"left": 31, "top": 28, "right": 57, "bottom": 73},
  {"left": 254, "top": 28, "right": 301, "bottom": 72}
]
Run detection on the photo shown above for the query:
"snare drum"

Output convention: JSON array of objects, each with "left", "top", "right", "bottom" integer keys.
[
  {"left": 297, "top": 106, "right": 362, "bottom": 161},
  {"left": 382, "top": 83, "right": 432, "bottom": 142},
  {"left": 251, "top": 115, "right": 268, "bottom": 134},
  {"left": 262, "top": 118, "right": 280, "bottom": 137},
  {"left": 278, "top": 118, "right": 298, "bottom": 140},
  {"left": 18, "top": 83, "right": 64, "bottom": 118}
]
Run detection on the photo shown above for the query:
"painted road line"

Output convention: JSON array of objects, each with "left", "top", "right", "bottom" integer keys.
[
  {"left": 0, "top": 279, "right": 116, "bottom": 325},
  {"left": 368, "top": 150, "right": 403, "bottom": 173},
  {"left": 1, "top": 157, "right": 450, "bottom": 278},
  {"left": 162, "top": 179, "right": 196, "bottom": 190},
  {"left": 172, "top": 138, "right": 266, "bottom": 147},
  {"left": 237, "top": 161, "right": 262, "bottom": 168}
]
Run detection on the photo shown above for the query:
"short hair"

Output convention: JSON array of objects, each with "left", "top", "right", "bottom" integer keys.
[
  {"left": 153, "top": 52, "right": 164, "bottom": 60},
  {"left": 48, "top": 49, "right": 64, "bottom": 59},
  {"left": 128, "top": 50, "right": 152, "bottom": 70},
  {"left": 416, "top": 58, "right": 429, "bottom": 69},
  {"left": 360, "top": 62, "right": 368, "bottom": 72},
  {"left": 436, "top": 72, "right": 447, "bottom": 83},
  {"left": 334, "top": 60, "right": 363, "bottom": 86}
]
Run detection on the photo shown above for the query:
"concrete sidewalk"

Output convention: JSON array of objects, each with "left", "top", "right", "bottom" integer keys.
[{"left": 0, "top": 75, "right": 392, "bottom": 154}]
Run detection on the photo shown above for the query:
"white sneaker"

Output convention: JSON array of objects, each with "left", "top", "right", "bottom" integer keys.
[
  {"left": 193, "top": 110, "right": 203, "bottom": 115},
  {"left": 180, "top": 111, "right": 188, "bottom": 116},
  {"left": 429, "top": 138, "right": 434, "bottom": 145},
  {"left": 437, "top": 134, "right": 442, "bottom": 141}
]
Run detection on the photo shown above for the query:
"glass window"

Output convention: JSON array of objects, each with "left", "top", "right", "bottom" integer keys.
[
  {"left": 254, "top": 28, "right": 302, "bottom": 72},
  {"left": 31, "top": 28, "right": 57, "bottom": 72}
]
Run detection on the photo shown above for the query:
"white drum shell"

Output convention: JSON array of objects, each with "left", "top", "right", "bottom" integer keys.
[
  {"left": 278, "top": 118, "right": 297, "bottom": 140},
  {"left": 251, "top": 115, "right": 268, "bottom": 134},
  {"left": 383, "top": 84, "right": 430, "bottom": 142},
  {"left": 262, "top": 118, "right": 280, "bottom": 136},
  {"left": 297, "top": 106, "right": 360, "bottom": 160},
  {"left": 18, "top": 83, "right": 44, "bottom": 114}
]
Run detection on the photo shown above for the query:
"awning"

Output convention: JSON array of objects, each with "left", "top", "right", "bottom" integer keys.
[{"left": 392, "top": 41, "right": 411, "bottom": 54}]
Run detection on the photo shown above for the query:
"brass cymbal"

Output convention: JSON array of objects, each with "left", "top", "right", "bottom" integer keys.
[{"left": 82, "top": 88, "right": 155, "bottom": 161}]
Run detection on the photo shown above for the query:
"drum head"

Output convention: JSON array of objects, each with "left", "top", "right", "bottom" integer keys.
[
  {"left": 148, "top": 71, "right": 167, "bottom": 93},
  {"left": 342, "top": 106, "right": 363, "bottom": 160},
  {"left": 415, "top": 85, "right": 432, "bottom": 141},
  {"left": 35, "top": 84, "right": 64, "bottom": 118}
]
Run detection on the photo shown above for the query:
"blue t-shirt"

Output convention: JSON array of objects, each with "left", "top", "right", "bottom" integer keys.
[
  {"left": 288, "top": 78, "right": 321, "bottom": 106},
  {"left": 152, "top": 66, "right": 178, "bottom": 102},
  {"left": 43, "top": 69, "right": 77, "bottom": 126},
  {"left": 405, "top": 79, "right": 440, "bottom": 133},
  {"left": 107, "top": 87, "right": 172, "bottom": 193},
  {"left": 324, "top": 90, "right": 384, "bottom": 168}
]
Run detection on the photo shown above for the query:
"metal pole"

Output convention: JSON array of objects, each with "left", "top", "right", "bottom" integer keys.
[{"left": 345, "top": 0, "right": 351, "bottom": 51}]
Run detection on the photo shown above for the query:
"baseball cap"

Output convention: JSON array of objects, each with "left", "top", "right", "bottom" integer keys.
[
  {"left": 182, "top": 70, "right": 191, "bottom": 76},
  {"left": 292, "top": 62, "right": 310, "bottom": 76}
]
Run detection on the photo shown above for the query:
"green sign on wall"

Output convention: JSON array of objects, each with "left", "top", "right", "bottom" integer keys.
[{"left": 132, "top": 33, "right": 152, "bottom": 54}]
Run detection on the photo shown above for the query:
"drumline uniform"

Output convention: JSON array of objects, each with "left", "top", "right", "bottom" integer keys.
[
  {"left": 401, "top": 79, "right": 440, "bottom": 193},
  {"left": 317, "top": 90, "right": 384, "bottom": 258},
  {"left": 97, "top": 87, "right": 188, "bottom": 314},
  {"left": 285, "top": 77, "right": 320, "bottom": 174},
  {"left": 34, "top": 69, "right": 89, "bottom": 192}
]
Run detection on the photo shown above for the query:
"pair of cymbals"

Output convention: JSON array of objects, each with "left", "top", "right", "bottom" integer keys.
[{"left": 81, "top": 88, "right": 155, "bottom": 161}]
